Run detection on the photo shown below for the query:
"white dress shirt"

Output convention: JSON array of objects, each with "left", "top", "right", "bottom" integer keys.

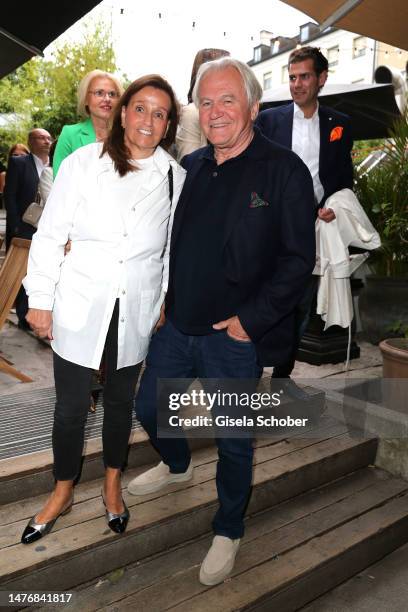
[
  {"left": 24, "top": 142, "right": 186, "bottom": 369},
  {"left": 32, "top": 154, "right": 49, "bottom": 177},
  {"left": 292, "top": 103, "right": 324, "bottom": 205}
]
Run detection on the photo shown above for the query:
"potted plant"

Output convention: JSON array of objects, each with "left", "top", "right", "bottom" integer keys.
[
  {"left": 379, "top": 326, "right": 408, "bottom": 408},
  {"left": 354, "top": 109, "right": 408, "bottom": 345}
]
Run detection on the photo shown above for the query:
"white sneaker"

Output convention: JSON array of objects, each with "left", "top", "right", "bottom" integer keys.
[
  {"left": 199, "top": 535, "right": 241, "bottom": 585},
  {"left": 127, "top": 460, "right": 193, "bottom": 495}
]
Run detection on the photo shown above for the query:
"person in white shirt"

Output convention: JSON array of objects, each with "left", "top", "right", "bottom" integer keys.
[
  {"left": 21, "top": 75, "right": 186, "bottom": 544},
  {"left": 176, "top": 48, "right": 230, "bottom": 161}
]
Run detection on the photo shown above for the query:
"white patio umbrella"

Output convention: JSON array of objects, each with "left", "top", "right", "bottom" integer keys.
[
  {"left": 280, "top": 0, "right": 408, "bottom": 51},
  {"left": 261, "top": 82, "right": 400, "bottom": 140}
]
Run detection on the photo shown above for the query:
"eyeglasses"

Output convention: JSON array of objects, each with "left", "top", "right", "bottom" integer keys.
[{"left": 88, "top": 89, "right": 119, "bottom": 99}]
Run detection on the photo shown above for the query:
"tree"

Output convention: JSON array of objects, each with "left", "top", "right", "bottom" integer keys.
[
  {"left": 0, "top": 59, "right": 41, "bottom": 162},
  {"left": 0, "top": 19, "right": 121, "bottom": 165}
]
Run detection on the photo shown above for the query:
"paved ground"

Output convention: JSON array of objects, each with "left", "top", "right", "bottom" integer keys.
[
  {"left": 0, "top": 314, "right": 383, "bottom": 397},
  {"left": 0, "top": 317, "right": 53, "bottom": 396}
]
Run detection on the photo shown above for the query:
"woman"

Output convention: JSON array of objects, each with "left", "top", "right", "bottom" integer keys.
[
  {"left": 175, "top": 48, "right": 229, "bottom": 161},
  {"left": 0, "top": 143, "right": 30, "bottom": 195},
  {"left": 37, "top": 140, "right": 56, "bottom": 205},
  {"left": 53, "top": 69, "right": 123, "bottom": 176},
  {"left": 21, "top": 75, "right": 186, "bottom": 544}
]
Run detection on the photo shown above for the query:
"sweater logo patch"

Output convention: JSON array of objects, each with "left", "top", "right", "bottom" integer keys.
[{"left": 249, "top": 192, "right": 269, "bottom": 208}]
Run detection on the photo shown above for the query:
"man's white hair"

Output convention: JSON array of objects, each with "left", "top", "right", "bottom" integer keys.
[{"left": 192, "top": 57, "right": 263, "bottom": 108}]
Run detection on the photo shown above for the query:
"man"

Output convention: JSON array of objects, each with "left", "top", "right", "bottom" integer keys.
[
  {"left": 4, "top": 128, "right": 52, "bottom": 328},
  {"left": 256, "top": 46, "right": 354, "bottom": 390},
  {"left": 128, "top": 58, "right": 315, "bottom": 584}
]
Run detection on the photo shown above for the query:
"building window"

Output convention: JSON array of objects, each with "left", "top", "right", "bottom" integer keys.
[
  {"left": 327, "top": 45, "right": 339, "bottom": 68},
  {"left": 300, "top": 24, "right": 309, "bottom": 43},
  {"left": 254, "top": 47, "right": 261, "bottom": 62},
  {"left": 272, "top": 40, "right": 280, "bottom": 55},
  {"left": 281, "top": 65, "right": 288, "bottom": 84},
  {"left": 263, "top": 72, "right": 272, "bottom": 90},
  {"left": 353, "top": 36, "right": 366, "bottom": 58}
]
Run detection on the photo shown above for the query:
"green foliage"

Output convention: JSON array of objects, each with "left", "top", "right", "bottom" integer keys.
[
  {"left": 0, "top": 124, "right": 28, "bottom": 166},
  {"left": 352, "top": 139, "right": 386, "bottom": 166},
  {"left": 0, "top": 20, "right": 120, "bottom": 165},
  {"left": 354, "top": 110, "right": 408, "bottom": 277},
  {"left": 387, "top": 320, "right": 408, "bottom": 339}
]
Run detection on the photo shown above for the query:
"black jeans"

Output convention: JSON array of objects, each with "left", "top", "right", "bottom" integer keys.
[{"left": 52, "top": 301, "right": 142, "bottom": 481}]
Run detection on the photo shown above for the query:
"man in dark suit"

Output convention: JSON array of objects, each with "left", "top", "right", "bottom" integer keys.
[
  {"left": 256, "top": 46, "right": 354, "bottom": 387},
  {"left": 128, "top": 58, "right": 315, "bottom": 584},
  {"left": 4, "top": 127, "right": 52, "bottom": 327}
]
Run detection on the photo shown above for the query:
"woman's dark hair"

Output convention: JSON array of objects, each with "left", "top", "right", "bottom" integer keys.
[
  {"left": 288, "top": 46, "right": 329, "bottom": 77},
  {"left": 48, "top": 139, "right": 57, "bottom": 166},
  {"left": 103, "top": 74, "right": 179, "bottom": 177},
  {"left": 8, "top": 143, "right": 29, "bottom": 161},
  {"left": 187, "top": 48, "right": 230, "bottom": 103}
]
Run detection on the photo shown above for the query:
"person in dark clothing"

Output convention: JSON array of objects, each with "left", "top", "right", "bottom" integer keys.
[
  {"left": 4, "top": 128, "right": 52, "bottom": 328},
  {"left": 256, "top": 46, "right": 354, "bottom": 393},
  {"left": 128, "top": 57, "right": 316, "bottom": 585}
]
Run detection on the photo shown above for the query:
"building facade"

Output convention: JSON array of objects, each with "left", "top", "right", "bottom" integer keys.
[{"left": 248, "top": 23, "right": 408, "bottom": 95}]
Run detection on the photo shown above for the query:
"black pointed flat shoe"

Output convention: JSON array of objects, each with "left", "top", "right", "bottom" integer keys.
[
  {"left": 101, "top": 491, "right": 129, "bottom": 534},
  {"left": 21, "top": 499, "right": 73, "bottom": 545}
]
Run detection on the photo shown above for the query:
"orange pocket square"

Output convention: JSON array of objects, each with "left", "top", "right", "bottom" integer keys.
[{"left": 330, "top": 126, "right": 343, "bottom": 142}]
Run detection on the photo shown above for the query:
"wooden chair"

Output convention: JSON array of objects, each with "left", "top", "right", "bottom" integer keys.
[{"left": 0, "top": 238, "right": 33, "bottom": 382}]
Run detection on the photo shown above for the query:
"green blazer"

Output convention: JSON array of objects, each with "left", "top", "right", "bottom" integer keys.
[{"left": 53, "top": 117, "right": 96, "bottom": 176}]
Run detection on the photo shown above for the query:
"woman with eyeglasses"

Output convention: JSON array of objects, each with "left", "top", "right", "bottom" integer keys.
[
  {"left": 53, "top": 69, "right": 123, "bottom": 176},
  {"left": 21, "top": 75, "right": 186, "bottom": 544}
]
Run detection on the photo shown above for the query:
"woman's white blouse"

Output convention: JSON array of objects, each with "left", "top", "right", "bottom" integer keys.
[{"left": 23, "top": 142, "right": 186, "bottom": 369}]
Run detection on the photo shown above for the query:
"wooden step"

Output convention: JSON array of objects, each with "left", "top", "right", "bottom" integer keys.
[
  {"left": 0, "top": 376, "right": 324, "bottom": 504},
  {"left": 0, "top": 418, "right": 377, "bottom": 592},
  {"left": 37, "top": 466, "right": 408, "bottom": 612},
  {"left": 0, "top": 428, "right": 213, "bottom": 506}
]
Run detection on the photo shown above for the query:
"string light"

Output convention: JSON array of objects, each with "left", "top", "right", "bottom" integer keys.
[
  {"left": 264, "top": 45, "right": 406, "bottom": 55},
  {"left": 315, "top": 46, "right": 403, "bottom": 54},
  {"left": 111, "top": 8, "right": 408, "bottom": 59}
]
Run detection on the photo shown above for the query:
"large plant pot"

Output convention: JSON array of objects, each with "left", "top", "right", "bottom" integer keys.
[
  {"left": 380, "top": 338, "right": 408, "bottom": 413},
  {"left": 359, "top": 276, "right": 408, "bottom": 344},
  {"left": 380, "top": 338, "right": 408, "bottom": 378}
]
